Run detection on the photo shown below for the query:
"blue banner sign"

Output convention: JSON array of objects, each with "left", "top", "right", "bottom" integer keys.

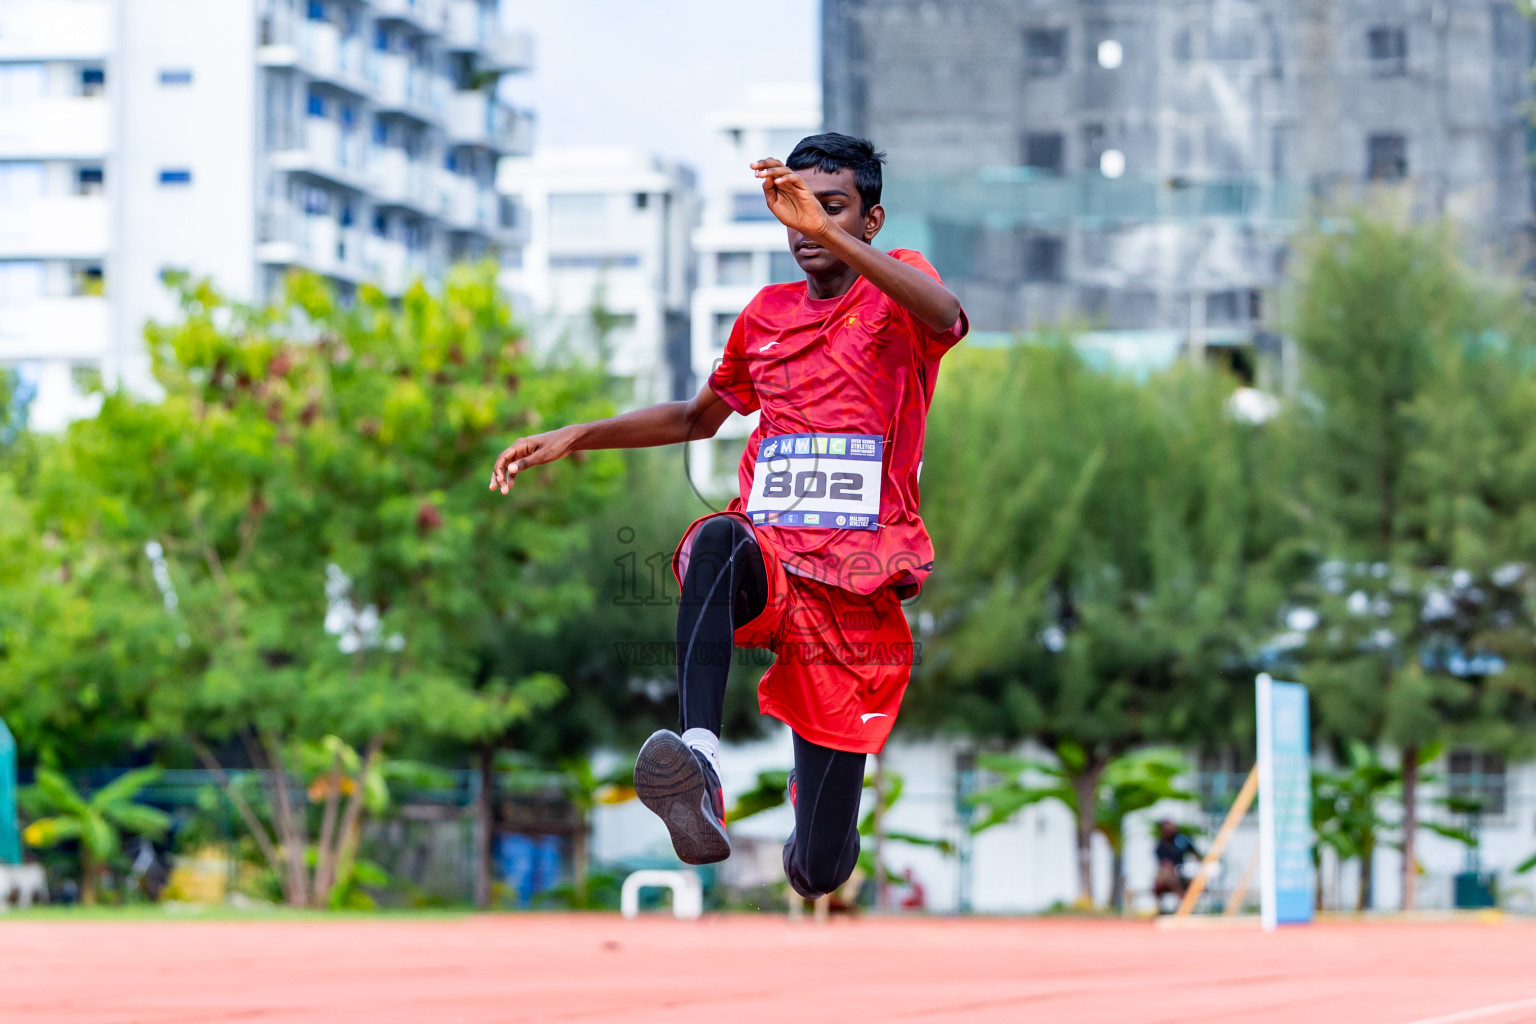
[
  {"left": 1256, "top": 674, "right": 1314, "bottom": 928},
  {"left": 0, "top": 718, "right": 17, "bottom": 865}
]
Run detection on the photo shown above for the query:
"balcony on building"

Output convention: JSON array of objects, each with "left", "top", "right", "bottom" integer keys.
[
  {"left": 0, "top": 295, "right": 110, "bottom": 363},
  {"left": 482, "top": 29, "right": 534, "bottom": 73},
  {"left": 256, "top": 198, "right": 367, "bottom": 284},
  {"left": 443, "top": 0, "right": 491, "bottom": 51},
  {"left": 300, "top": 15, "right": 372, "bottom": 93},
  {"left": 269, "top": 110, "right": 369, "bottom": 192},
  {"left": 372, "top": 51, "right": 442, "bottom": 118},
  {"left": 372, "top": 0, "right": 447, "bottom": 36},
  {"left": 368, "top": 145, "right": 434, "bottom": 214},
  {"left": 0, "top": 93, "right": 110, "bottom": 160},
  {"left": 0, "top": 194, "right": 109, "bottom": 260},
  {"left": 0, "top": 0, "right": 111, "bottom": 61}
]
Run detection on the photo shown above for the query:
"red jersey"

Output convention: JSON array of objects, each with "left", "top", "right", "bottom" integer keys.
[{"left": 707, "top": 248, "right": 967, "bottom": 596}]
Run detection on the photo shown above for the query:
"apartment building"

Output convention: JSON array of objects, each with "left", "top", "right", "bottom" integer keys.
[
  {"left": 0, "top": 0, "right": 532, "bottom": 430},
  {"left": 497, "top": 146, "right": 696, "bottom": 407},
  {"left": 688, "top": 83, "right": 821, "bottom": 492}
]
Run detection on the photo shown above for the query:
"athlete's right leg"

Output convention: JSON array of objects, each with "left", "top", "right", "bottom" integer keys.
[
  {"left": 634, "top": 515, "right": 768, "bottom": 865},
  {"left": 676, "top": 514, "right": 767, "bottom": 737},
  {"left": 783, "top": 730, "right": 868, "bottom": 899}
]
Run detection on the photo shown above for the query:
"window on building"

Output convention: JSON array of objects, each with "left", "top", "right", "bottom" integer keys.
[
  {"left": 731, "top": 191, "right": 776, "bottom": 222},
  {"left": 1023, "top": 236, "right": 1065, "bottom": 282},
  {"left": 549, "top": 193, "right": 609, "bottom": 237},
  {"left": 0, "top": 64, "right": 48, "bottom": 108},
  {"left": 1367, "top": 133, "right": 1408, "bottom": 181},
  {"left": 302, "top": 185, "right": 329, "bottom": 215},
  {"left": 0, "top": 163, "right": 46, "bottom": 206},
  {"left": 70, "top": 264, "right": 104, "bottom": 297},
  {"left": 158, "top": 169, "right": 193, "bottom": 185},
  {"left": 1081, "top": 124, "right": 1106, "bottom": 170},
  {"left": 713, "top": 311, "right": 737, "bottom": 349},
  {"left": 716, "top": 252, "right": 753, "bottom": 286},
  {"left": 547, "top": 253, "right": 642, "bottom": 269},
  {"left": 340, "top": 104, "right": 356, "bottom": 131},
  {"left": 372, "top": 117, "right": 390, "bottom": 146},
  {"left": 1447, "top": 751, "right": 1507, "bottom": 817},
  {"left": 769, "top": 251, "right": 800, "bottom": 284},
  {"left": 1207, "top": 27, "right": 1254, "bottom": 61},
  {"left": 1205, "top": 290, "right": 1248, "bottom": 325},
  {"left": 159, "top": 69, "right": 193, "bottom": 86},
  {"left": 0, "top": 261, "right": 46, "bottom": 302},
  {"left": 75, "top": 166, "right": 104, "bottom": 195},
  {"left": 1172, "top": 28, "right": 1192, "bottom": 63},
  {"left": 374, "top": 25, "right": 392, "bottom": 52},
  {"left": 79, "top": 67, "right": 106, "bottom": 97},
  {"left": 634, "top": 192, "right": 649, "bottom": 210},
  {"left": 307, "top": 0, "right": 328, "bottom": 21},
  {"left": 372, "top": 210, "right": 390, "bottom": 237},
  {"left": 1368, "top": 26, "right": 1407, "bottom": 76},
  {"left": 1023, "top": 132, "right": 1065, "bottom": 176},
  {"left": 307, "top": 90, "right": 327, "bottom": 117},
  {"left": 71, "top": 363, "right": 103, "bottom": 393},
  {"left": 1024, "top": 27, "right": 1067, "bottom": 76}
]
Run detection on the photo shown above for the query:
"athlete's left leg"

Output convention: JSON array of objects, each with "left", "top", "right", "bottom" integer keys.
[{"left": 782, "top": 730, "right": 867, "bottom": 899}]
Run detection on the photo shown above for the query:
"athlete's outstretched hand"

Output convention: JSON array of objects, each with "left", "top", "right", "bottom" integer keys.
[
  {"left": 752, "top": 158, "right": 830, "bottom": 239},
  {"left": 489, "top": 426, "right": 576, "bottom": 495}
]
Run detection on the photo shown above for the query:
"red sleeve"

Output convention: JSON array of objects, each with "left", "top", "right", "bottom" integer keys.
[
  {"left": 706, "top": 309, "right": 759, "bottom": 414},
  {"left": 888, "top": 248, "right": 969, "bottom": 360}
]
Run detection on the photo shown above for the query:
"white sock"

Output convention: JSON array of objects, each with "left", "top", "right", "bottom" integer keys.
[{"left": 681, "top": 728, "right": 722, "bottom": 779}]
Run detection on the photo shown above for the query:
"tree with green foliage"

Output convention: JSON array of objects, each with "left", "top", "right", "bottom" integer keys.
[
  {"left": 23, "top": 265, "right": 616, "bottom": 907},
  {"left": 21, "top": 767, "right": 170, "bottom": 905},
  {"left": 909, "top": 343, "right": 1280, "bottom": 905},
  {"left": 1281, "top": 214, "right": 1536, "bottom": 909},
  {"left": 969, "top": 745, "right": 1193, "bottom": 910},
  {"left": 1311, "top": 741, "right": 1401, "bottom": 911}
]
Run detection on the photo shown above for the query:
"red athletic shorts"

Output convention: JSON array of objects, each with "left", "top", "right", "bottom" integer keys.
[{"left": 672, "top": 512, "right": 917, "bottom": 754}]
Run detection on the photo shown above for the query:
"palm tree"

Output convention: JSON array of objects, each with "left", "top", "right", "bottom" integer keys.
[
  {"left": 23, "top": 767, "right": 170, "bottom": 905},
  {"left": 970, "top": 745, "right": 1194, "bottom": 910}
]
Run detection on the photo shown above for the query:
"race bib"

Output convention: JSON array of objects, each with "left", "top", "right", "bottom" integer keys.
[{"left": 745, "top": 432, "right": 882, "bottom": 530}]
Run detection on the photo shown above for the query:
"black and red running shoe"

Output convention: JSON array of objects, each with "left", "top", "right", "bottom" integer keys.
[{"left": 634, "top": 729, "right": 730, "bottom": 865}]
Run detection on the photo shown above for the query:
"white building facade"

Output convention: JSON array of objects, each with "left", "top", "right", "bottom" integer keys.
[
  {"left": 497, "top": 146, "right": 696, "bottom": 407},
  {"left": 688, "top": 83, "right": 820, "bottom": 491},
  {"left": 591, "top": 730, "right": 1536, "bottom": 916},
  {"left": 0, "top": 0, "right": 532, "bottom": 431}
]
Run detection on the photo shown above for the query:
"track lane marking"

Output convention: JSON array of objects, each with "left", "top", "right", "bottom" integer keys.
[{"left": 1401, "top": 996, "right": 1536, "bottom": 1024}]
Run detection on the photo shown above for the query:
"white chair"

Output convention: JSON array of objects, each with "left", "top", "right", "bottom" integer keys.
[
  {"left": 0, "top": 864, "right": 48, "bottom": 910},
  {"left": 620, "top": 869, "right": 702, "bottom": 921}
]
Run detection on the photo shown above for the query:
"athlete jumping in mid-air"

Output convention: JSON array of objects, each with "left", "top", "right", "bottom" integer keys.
[{"left": 489, "top": 133, "right": 967, "bottom": 899}]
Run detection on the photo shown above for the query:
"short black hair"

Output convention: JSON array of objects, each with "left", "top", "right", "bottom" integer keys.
[{"left": 786, "top": 132, "right": 886, "bottom": 215}]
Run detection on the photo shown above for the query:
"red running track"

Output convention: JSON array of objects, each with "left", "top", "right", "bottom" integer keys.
[{"left": 3, "top": 914, "right": 1535, "bottom": 1024}]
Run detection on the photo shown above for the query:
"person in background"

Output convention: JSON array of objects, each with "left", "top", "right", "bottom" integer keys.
[{"left": 1153, "top": 818, "right": 1197, "bottom": 912}]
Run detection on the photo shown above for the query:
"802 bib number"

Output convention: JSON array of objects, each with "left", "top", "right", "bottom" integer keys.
[
  {"left": 759, "top": 470, "right": 864, "bottom": 502},
  {"left": 745, "top": 432, "right": 882, "bottom": 531}
]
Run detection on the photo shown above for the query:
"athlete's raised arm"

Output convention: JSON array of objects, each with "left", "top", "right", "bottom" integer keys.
[
  {"left": 752, "top": 157, "right": 962, "bottom": 333},
  {"left": 489, "top": 382, "right": 732, "bottom": 494}
]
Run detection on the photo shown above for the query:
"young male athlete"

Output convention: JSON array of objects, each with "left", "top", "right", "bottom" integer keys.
[{"left": 489, "top": 133, "right": 967, "bottom": 899}]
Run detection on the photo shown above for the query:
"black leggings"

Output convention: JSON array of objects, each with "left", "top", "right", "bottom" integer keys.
[{"left": 677, "top": 516, "right": 867, "bottom": 897}]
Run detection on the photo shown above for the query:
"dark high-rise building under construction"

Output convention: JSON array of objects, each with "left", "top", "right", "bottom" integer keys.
[{"left": 823, "top": 0, "right": 1534, "bottom": 367}]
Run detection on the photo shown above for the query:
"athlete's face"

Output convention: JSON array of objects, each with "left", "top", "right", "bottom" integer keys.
[{"left": 787, "top": 166, "right": 884, "bottom": 276}]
